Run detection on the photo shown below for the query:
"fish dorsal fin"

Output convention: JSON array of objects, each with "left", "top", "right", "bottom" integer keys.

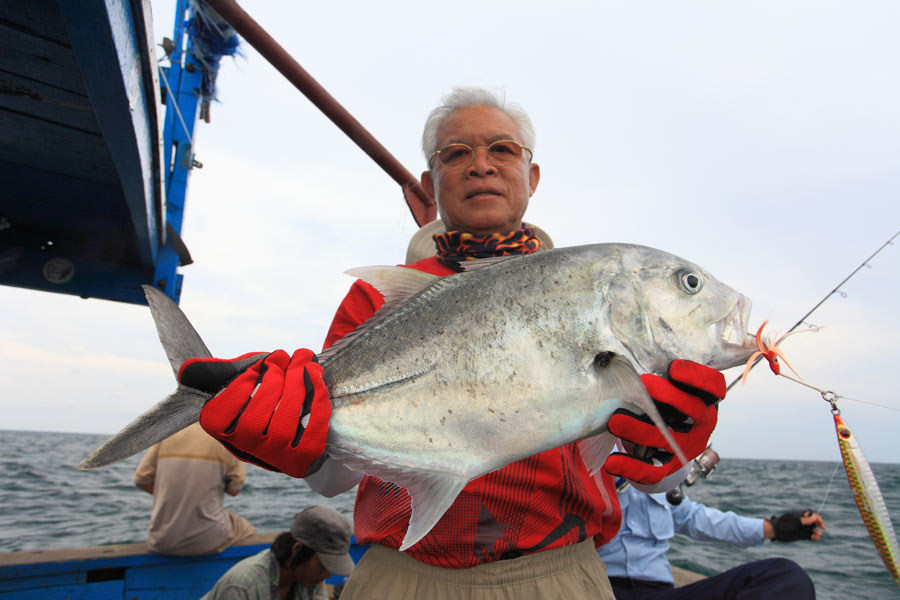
[
  {"left": 457, "top": 255, "right": 519, "bottom": 271},
  {"left": 344, "top": 265, "right": 438, "bottom": 304},
  {"left": 319, "top": 267, "right": 439, "bottom": 362},
  {"left": 325, "top": 447, "right": 467, "bottom": 552},
  {"left": 143, "top": 284, "right": 212, "bottom": 376}
]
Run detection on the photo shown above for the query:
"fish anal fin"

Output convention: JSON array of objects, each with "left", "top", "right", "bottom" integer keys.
[
  {"left": 401, "top": 475, "right": 468, "bottom": 551},
  {"left": 325, "top": 448, "right": 467, "bottom": 552}
]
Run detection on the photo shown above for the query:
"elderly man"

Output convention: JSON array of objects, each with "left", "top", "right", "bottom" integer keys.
[{"left": 180, "top": 87, "right": 726, "bottom": 598}]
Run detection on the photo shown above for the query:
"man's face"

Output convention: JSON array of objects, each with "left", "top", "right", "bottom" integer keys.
[
  {"left": 422, "top": 104, "right": 540, "bottom": 235},
  {"left": 290, "top": 550, "right": 331, "bottom": 589}
]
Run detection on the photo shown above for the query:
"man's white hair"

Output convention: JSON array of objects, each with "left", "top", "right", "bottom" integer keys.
[{"left": 421, "top": 87, "right": 536, "bottom": 166}]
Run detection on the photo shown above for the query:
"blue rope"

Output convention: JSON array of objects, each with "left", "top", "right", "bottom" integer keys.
[{"left": 186, "top": 0, "right": 241, "bottom": 103}]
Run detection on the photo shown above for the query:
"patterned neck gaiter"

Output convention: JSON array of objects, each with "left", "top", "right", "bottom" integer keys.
[{"left": 433, "top": 225, "right": 543, "bottom": 271}]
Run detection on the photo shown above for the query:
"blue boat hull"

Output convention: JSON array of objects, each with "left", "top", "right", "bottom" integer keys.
[{"left": 0, "top": 533, "right": 370, "bottom": 599}]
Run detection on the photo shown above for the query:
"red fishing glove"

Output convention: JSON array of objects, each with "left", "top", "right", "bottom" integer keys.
[
  {"left": 178, "top": 349, "right": 331, "bottom": 478},
  {"left": 604, "top": 359, "right": 724, "bottom": 485}
]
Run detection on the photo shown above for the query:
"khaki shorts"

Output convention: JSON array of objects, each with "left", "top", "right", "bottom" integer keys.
[
  {"left": 339, "top": 538, "right": 614, "bottom": 600},
  {"left": 218, "top": 510, "right": 256, "bottom": 553}
]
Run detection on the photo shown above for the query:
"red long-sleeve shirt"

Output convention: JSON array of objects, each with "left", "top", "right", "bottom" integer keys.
[{"left": 322, "top": 256, "right": 621, "bottom": 568}]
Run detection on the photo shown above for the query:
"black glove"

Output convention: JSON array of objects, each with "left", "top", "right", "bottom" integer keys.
[{"left": 770, "top": 509, "right": 817, "bottom": 542}]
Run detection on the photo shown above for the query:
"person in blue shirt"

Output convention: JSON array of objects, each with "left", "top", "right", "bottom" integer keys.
[{"left": 597, "top": 448, "right": 826, "bottom": 600}]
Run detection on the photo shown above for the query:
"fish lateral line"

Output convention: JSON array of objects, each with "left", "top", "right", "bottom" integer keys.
[{"left": 328, "top": 365, "right": 433, "bottom": 406}]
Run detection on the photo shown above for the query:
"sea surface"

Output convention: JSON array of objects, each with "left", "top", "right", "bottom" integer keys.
[{"left": 1, "top": 430, "right": 898, "bottom": 597}]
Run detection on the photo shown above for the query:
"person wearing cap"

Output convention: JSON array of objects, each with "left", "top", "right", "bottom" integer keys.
[
  {"left": 178, "top": 86, "right": 728, "bottom": 599},
  {"left": 200, "top": 505, "right": 354, "bottom": 600},
  {"left": 596, "top": 452, "right": 826, "bottom": 600}
]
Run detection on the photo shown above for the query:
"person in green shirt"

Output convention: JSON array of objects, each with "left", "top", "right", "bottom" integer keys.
[{"left": 202, "top": 505, "right": 355, "bottom": 600}]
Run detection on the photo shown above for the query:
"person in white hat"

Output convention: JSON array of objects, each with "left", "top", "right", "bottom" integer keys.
[{"left": 201, "top": 505, "right": 354, "bottom": 600}]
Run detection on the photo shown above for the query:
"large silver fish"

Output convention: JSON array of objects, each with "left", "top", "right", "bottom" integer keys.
[{"left": 79, "top": 243, "right": 755, "bottom": 550}]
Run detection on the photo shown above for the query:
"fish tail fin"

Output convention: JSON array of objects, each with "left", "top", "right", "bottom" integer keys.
[
  {"left": 78, "top": 386, "right": 208, "bottom": 469},
  {"left": 142, "top": 284, "right": 213, "bottom": 376},
  {"left": 78, "top": 286, "right": 216, "bottom": 470}
]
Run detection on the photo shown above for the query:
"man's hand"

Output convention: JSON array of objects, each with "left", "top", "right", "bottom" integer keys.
[
  {"left": 604, "top": 360, "right": 724, "bottom": 484},
  {"left": 179, "top": 349, "right": 331, "bottom": 478},
  {"left": 767, "top": 510, "right": 827, "bottom": 541}
]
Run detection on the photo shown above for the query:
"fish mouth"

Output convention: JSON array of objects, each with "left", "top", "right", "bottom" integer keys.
[{"left": 711, "top": 294, "right": 756, "bottom": 368}]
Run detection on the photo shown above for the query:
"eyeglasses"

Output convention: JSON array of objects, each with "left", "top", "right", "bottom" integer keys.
[{"left": 428, "top": 139, "right": 533, "bottom": 170}]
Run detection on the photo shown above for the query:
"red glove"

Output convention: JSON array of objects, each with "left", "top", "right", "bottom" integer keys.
[
  {"left": 604, "top": 360, "right": 724, "bottom": 485},
  {"left": 178, "top": 349, "right": 331, "bottom": 478}
]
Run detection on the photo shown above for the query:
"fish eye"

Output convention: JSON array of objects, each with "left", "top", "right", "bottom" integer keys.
[{"left": 676, "top": 269, "right": 703, "bottom": 294}]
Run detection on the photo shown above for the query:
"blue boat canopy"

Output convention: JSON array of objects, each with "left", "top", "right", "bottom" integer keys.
[{"left": 0, "top": 0, "right": 230, "bottom": 305}]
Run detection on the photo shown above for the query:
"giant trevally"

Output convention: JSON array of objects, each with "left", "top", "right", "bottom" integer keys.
[{"left": 79, "top": 243, "right": 755, "bottom": 550}]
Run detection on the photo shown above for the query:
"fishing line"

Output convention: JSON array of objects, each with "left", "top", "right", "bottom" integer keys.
[
  {"left": 816, "top": 462, "right": 842, "bottom": 514},
  {"left": 727, "top": 227, "right": 899, "bottom": 392},
  {"left": 837, "top": 396, "right": 900, "bottom": 413}
]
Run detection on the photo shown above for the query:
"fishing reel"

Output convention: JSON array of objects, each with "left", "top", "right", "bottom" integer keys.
[{"left": 666, "top": 446, "right": 720, "bottom": 505}]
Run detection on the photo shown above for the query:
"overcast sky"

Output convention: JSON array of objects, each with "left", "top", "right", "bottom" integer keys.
[{"left": 2, "top": 1, "right": 898, "bottom": 467}]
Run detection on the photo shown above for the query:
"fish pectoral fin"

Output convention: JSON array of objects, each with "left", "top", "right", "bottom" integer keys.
[
  {"left": 578, "top": 432, "right": 619, "bottom": 476},
  {"left": 595, "top": 353, "right": 651, "bottom": 411},
  {"left": 595, "top": 353, "right": 691, "bottom": 472}
]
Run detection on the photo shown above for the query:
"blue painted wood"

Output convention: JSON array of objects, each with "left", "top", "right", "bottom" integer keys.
[
  {"left": 0, "top": 543, "right": 270, "bottom": 599},
  {"left": 4, "top": 580, "right": 124, "bottom": 600},
  {"left": 0, "top": 244, "right": 152, "bottom": 304},
  {"left": 56, "top": 0, "right": 164, "bottom": 270},
  {"left": 0, "top": 539, "right": 372, "bottom": 598},
  {"left": 155, "top": 0, "right": 205, "bottom": 302}
]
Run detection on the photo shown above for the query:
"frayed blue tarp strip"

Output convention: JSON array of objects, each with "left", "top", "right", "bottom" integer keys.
[{"left": 186, "top": 0, "right": 242, "bottom": 103}]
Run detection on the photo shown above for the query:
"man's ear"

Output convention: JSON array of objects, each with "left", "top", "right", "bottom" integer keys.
[
  {"left": 528, "top": 162, "right": 541, "bottom": 196},
  {"left": 421, "top": 170, "right": 435, "bottom": 199}
]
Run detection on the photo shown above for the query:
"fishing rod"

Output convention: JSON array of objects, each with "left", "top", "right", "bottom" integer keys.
[
  {"left": 727, "top": 227, "right": 900, "bottom": 392},
  {"left": 198, "top": 0, "right": 437, "bottom": 227},
  {"left": 727, "top": 228, "right": 900, "bottom": 585}
]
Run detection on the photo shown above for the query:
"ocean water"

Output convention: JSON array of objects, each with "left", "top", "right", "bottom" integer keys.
[{"left": 1, "top": 430, "right": 898, "bottom": 598}]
